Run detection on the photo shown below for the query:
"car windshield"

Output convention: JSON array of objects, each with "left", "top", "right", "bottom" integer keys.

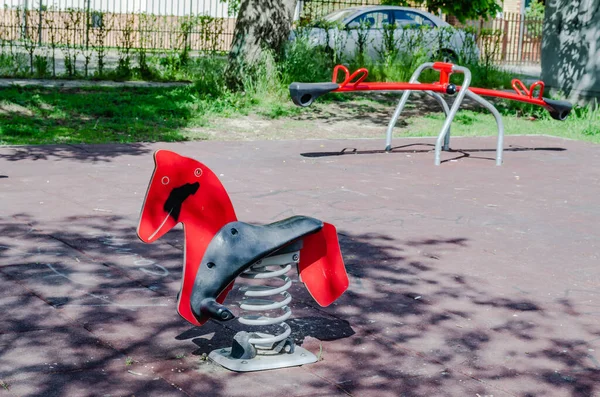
[{"left": 323, "top": 9, "right": 357, "bottom": 23}]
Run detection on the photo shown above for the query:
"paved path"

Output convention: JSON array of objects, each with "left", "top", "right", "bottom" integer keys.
[
  {"left": 0, "top": 78, "right": 190, "bottom": 89},
  {"left": 0, "top": 136, "right": 599, "bottom": 396}
]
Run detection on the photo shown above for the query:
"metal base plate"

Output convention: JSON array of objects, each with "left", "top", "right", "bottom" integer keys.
[{"left": 208, "top": 346, "right": 318, "bottom": 372}]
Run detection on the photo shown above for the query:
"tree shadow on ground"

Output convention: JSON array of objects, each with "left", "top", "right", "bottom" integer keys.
[
  {"left": 0, "top": 86, "right": 197, "bottom": 146},
  {"left": 299, "top": 231, "right": 600, "bottom": 397},
  {"left": 0, "top": 214, "right": 598, "bottom": 396},
  {"left": 0, "top": 143, "right": 153, "bottom": 162},
  {"left": 0, "top": 213, "right": 356, "bottom": 396}
]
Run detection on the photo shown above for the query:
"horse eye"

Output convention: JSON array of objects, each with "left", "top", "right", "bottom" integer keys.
[
  {"left": 194, "top": 168, "right": 202, "bottom": 177},
  {"left": 161, "top": 176, "right": 169, "bottom": 185}
]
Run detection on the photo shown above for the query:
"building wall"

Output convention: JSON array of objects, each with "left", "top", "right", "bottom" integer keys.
[
  {"left": 541, "top": 0, "right": 600, "bottom": 101},
  {"left": 502, "top": 0, "right": 523, "bottom": 14}
]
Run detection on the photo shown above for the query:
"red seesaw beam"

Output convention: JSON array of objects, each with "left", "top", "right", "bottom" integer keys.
[
  {"left": 289, "top": 64, "right": 572, "bottom": 120},
  {"left": 333, "top": 83, "right": 550, "bottom": 107},
  {"left": 333, "top": 82, "right": 552, "bottom": 107}
]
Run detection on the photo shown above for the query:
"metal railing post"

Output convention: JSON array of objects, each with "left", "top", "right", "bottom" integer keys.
[
  {"left": 38, "top": 0, "right": 43, "bottom": 45},
  {"left": 21, "top": 0, "right": 29, "bottom": 40},
  {"left": 85, "top": 0, "right": 90, "bottom": 49}
]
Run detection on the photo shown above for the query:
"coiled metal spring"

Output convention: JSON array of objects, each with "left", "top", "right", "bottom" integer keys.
[{"left": 238, "top": 251, "right": 298, "bottom": 353}]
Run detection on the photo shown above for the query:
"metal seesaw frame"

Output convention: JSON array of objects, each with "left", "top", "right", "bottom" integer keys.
[{"left": 289, "top": 62, "right": 573, "bottom": 166}]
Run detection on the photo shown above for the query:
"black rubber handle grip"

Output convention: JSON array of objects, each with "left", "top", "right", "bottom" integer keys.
[
  {"left": 289, "top": 82, "right": 339, "bottom": 107},
  {"left": 544, "top": 98, "right": 572, "bottom": 121}
]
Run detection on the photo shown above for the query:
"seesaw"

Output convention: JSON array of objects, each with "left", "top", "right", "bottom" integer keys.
[
  {"left": 137, "top": 150, "right": 349, "bottom": 372},
  {"left": 289, "top": 62, "right": 573, "bottom": 166}
]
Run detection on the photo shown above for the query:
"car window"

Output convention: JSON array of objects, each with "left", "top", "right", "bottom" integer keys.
[
  {"left": 349, "top": 11, "right": 392, "bottom": 29},
  {"left": 324, "top": 9, "right": 359, "bottom": 23},
  {"left": 393, "top": 11, "right": 435, "bottom": 28}
]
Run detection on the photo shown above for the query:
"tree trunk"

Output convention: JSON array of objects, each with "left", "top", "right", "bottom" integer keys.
[
  {"left": 225, "top": 0, "right": 297, "bottom": 90},
  {"left": 541, "top": 0, "right": 600, "bottom": 102}
]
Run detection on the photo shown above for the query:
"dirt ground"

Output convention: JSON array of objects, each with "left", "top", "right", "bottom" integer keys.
[{"left": 192, "top": 93, "right": 473, "bottom": 141}]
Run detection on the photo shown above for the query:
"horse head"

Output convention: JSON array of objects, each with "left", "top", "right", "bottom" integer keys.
[
  {"left": 137, "top": 150, "right": 236, "bottom": 244},
  {"left": 137, "top": 150, "right": 238, "bottom": 326}
]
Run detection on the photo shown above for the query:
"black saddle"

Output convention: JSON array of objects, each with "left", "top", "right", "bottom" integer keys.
[
  {"left": 544, "top": 98, "right": 572, "bottom": 121},
  {"left": 190, "top": 216, "right": 323, "bottom": 323},
  {"left": 289, "top": 82, "right": 339, "bottom": 107}
]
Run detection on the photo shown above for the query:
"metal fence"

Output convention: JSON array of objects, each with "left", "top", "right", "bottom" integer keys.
[
  {"left": 0, "top": 0, "right": 236, "bottom": 52},
  {"left": 449, "top": 12, "right": 544, "bottom": 65},
  {"left": 0, "top": 0, "right": 383, "bottom": 52},
  {"left": 0, "top": 0, "right": 543, "bottom": 63}
]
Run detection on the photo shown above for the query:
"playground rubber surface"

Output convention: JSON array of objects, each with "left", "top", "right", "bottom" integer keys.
[{"left": 0, "top": 135, "right": 599, "bottom": 397}]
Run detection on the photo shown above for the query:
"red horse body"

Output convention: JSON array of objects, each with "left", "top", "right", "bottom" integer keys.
[{"left": 137, "top": 150, "right": 349, "bottom": 326}]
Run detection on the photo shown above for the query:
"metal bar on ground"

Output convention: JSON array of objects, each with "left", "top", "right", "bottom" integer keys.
[
  {"left": 465, "top": 90, "right": 505, "bottom": 165},
  {"left": 384, "top": 62, "right": 433, "bottom": 151},
  {"left": 434, "top": 65, "right": 471, "bottom": 166}
]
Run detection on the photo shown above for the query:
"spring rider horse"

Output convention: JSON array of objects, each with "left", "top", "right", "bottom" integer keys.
[{"left": 137, "top": 150, "right": 349, "bottom": 371}]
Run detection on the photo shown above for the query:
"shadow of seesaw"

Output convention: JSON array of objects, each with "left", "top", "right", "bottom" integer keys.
[{"left": 300, "top": 143, "right": 567, "bottom": 159}]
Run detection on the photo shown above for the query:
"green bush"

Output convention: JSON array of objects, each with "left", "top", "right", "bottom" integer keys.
[
  {"left": 192, "top": 56, "right": 228, "bottom": 98},
  {"left": 279, "top": 23, "right": 512, "bottom": 92},
  {"left": 34, "top": 54, "right": 50, "bottom": 78},
  {"left": 279, "top": 37, "right": 332, "bottom": 85},
  {"left": 578, "top": 101, "right": 600, "bottom": 136}
]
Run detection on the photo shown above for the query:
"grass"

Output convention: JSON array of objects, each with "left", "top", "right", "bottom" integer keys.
[
  {"left": 401, "top": 109, "right": 600, "bottom": 144},
  {"left": 0, "top": 84, "right": 260, "bottom": 145},
  {"left": 1, "top": 84, "right": 598, "bottom": 145},
  {"left": 0, "top": 86, "right": 193, "bottom": 145}
]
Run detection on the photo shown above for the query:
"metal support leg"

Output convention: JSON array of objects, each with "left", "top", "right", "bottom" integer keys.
[
  {"left": 465, "top": 91, "right": 504, "bottom": 166},
  {"left": 385, "top": 90, "right": 413, "bottom": 151},
  {"left": 426, "top": 91, "right": 452, "bottom": 151},
  {"left": 385, "top": 63, "right": 434, "bottom": 152},
  {"left": 434, "top": 65, "right": 472, "bottom": 166},
  {"left": 383, "top": 62, "right": 502, "bottom": 165},
  {"left": 386, "top": 89, "right": 452, "bottom": 152}
]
